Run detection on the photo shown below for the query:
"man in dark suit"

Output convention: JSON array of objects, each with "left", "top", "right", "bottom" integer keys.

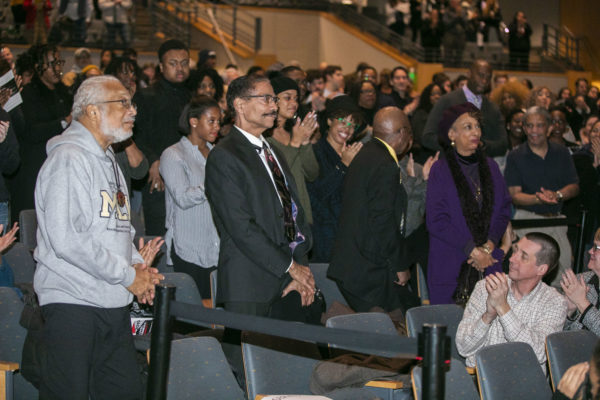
[
  {"left": 205, "top": 75, "right": 316, "bottom": 318},
  {"left": 328, "top": 107, "right": 419, "bottom": 312},
  {"left": 421, "top": 60, "right": 508, "bottom": 157}
]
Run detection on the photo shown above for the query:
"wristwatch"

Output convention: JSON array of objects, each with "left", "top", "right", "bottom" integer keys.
[{"left": 481, "top": 244, "right": 492, "bottom": 254}]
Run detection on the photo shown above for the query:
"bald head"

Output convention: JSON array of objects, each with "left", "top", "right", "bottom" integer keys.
[
  {"left": 373, "top": 107, "right": 412, "bottom": 155},
  {"left": 468, "top": 60, "right": 492, "bottom": 95}
]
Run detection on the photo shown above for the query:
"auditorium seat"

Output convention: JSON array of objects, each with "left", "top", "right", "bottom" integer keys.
[{"left": 546, "top": 330, "right": 598, "bottom": 391}]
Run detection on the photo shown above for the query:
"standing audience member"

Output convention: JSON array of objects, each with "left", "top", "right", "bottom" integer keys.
[
  {"left": 562, "top": 227, "right": 600, "bottom": 336},
  {"left": 99, "top": 0, "right": 131, "bottom": 49},
  {"left": 188, "top": 68, "right": 224, "bottom": 103},
  {"left": 527, "top": 86, "right": 555, "bottom": 110},
  {"left": 0, "top": 110, "right": 19, "bottom": 230},
  {"left": 494, "top": 109, "right": 526, "bottom": 174},
  {"left": 442, "top": 0, "right": 467, "bottom": 67},
  {"left": 205, "top": 74, "right": 316, "bottom": 320},
  {"left": 378, "top": 66, "right": 418, "bottom": 115},
  {"left": 557, "top": 87, "right": 572, "bottom": 105},
  {"left": 160, "top": 96, "right": 220, "bottom": 298},
  {"left": 308, "top": 96, "right": 362, "bottom": 262},
  {"left": 99, "top": 48, "right": 114, "bottom": 72},
  {"left": 329, "top": 107, "right": 422, "bottom": 312},
  {"left": 11, "top": 44, "right": 71, "bottom": 224},
  {"left": 411, "top": 82, "right": 442, "bottom": 162},
  {"left": 488, "top": 80, "right": 530, "bottom": 120},
  {"left": 422, "top": 60, "right": 508, "bottom": 158},
  {"left": 508, "top": 11, "right": 532, "bottom": 70},
  {"left": 455, "top": 233, "right": 567, "bottom": 372},
  {"left": 104, "top": 56, "right": 138, "bottom": 95},
  {"left": 420, "top": 8, "right": 443, "bottom": 62},
  {"left": 266, "top": 77, "right": 319, "bottom": 225},
  {"left": 349, "top": 79, "right": 378, "bottom": 128},
  {"left": 135, "top": 39, "right": 191, "bottom": 235},
  {"left": 33, "top": 76, "right": 164, "bottom": 399},
  {"left": 426, "top": 103, "right": 511, "bottom": 305},
  {"left": 323, "top": 65, "right": 344, "bottom": 99},
  {"left": 504, "top": 106, "right": 579, "bottom": 285}
]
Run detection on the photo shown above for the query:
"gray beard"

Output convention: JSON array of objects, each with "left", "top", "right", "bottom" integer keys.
[{"left": 100, "top": 118, "right": 133, "bottom": 144}]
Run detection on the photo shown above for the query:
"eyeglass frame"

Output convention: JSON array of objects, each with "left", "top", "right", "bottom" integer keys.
[
  {"left": 242, "top": 94, "right": 280, "bottom": 105},
  {"left": 335, "top": 117, "right": 359, "bottom": 129},
  {"left": 95, "top": 99, "right": 137, "bottom": 111}
]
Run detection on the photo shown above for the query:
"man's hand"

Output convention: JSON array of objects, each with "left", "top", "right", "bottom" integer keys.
[
  {"left": 282, "top": 279, "right": 315, "bottom": 307},
  {"left": 535, "top": 187, "right": 558, "bottom": 204},
  {"left": 560, "top": 269, "right": 590, "bottom": 313},
  {"left": 289, "top": 261, "right": 315, "bottom": 292},
  {"left": 557, "top": 362, "right": 589, "bottom": 399},
  {"left": 138, "top": 236, "right": 164, "bottom": 268},
  {"left": 406, "top": 153, "right": 415, "bottom": 177},
  {"left": 395, "top": 270, "right": 410, "bottom": 286},
  {"left": 422, "top": 151, "right": 439, "bottom": 181},
  {"left": 486, "top": 272, "right": 510, "bottom": 316},
  {"left": 0, "top": 222, "right": 18, "bottom": 252},
  {"left": 128, "top": 263, "right": 164, "bottom": 305},
  {"left": 148, "top": 160, "right": 164, "bottom": 193}
]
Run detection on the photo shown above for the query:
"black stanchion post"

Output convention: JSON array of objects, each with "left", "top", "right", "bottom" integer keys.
[
  {"left": 147, "top": 284, "right": 176, "bottom": 400},
  {"left": 574, "top": 209, "right": 588, "bottom": 274},
  {"left": 419, "top": 323, "right": 448, "bottom": 400}
]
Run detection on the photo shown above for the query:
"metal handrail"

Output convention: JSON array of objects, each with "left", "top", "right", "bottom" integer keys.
[{"left": 542, "top": 23, "right": 583, "bottom": 70}]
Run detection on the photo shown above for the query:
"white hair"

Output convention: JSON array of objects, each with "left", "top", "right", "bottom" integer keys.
[{"left": 72, "top": 75, "right": 122, "bottom": 120}]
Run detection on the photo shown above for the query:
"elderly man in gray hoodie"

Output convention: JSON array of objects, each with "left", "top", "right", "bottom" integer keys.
[{"left": 33, "top": 75, "right": 164, "bottom": 400}]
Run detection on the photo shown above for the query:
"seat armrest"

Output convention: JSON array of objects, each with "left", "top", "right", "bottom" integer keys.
[
  {"left": 364, "top": 380, "right": 404, "bottom": 389},
  {"left": 0, "top": 362, "right": 19, "bottom": 372},
  {"left": 466, "top": 366, "right": 476, "bottom": 375}
]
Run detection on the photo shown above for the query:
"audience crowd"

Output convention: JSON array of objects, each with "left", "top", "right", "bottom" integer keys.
[{"left": 1, "top": 33, "right": 600, "bottom": 399}]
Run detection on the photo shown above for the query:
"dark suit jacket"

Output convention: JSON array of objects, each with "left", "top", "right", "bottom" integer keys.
[
  {"left": 421, "top": 88, "right": 508, "bottom": 157},
  {"left": 328, "top": 139, "right": 412, "bottom": 307},
  {"left": 205, "top": 127, "right": 312, "bottom": 305}
]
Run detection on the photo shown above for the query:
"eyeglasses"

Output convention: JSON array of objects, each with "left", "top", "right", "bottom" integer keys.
[
  {"left": 166, "top": 59, "right": 189, "bottom": 68},
  {"left": 243, "top": 94, "right": 279, "bottom": 104},
  {"left": 96, "top": 99, "right": 137, "bottom": 111},
  {"left": 592, "top": 244, "right": 600, "bottom": 253},
  {"left": 336, "top": 117, "right": 358, "bottom": 129}
]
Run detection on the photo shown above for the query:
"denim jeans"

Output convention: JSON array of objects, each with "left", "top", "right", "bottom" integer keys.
[{"left": 0, "top": 201, "right": 9, "bottom": 234}]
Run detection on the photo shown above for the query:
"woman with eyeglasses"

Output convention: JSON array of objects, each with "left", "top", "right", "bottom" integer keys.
[
  {"left": 307, "top": 95, "right": 363, "bottom": 262},
  {"left": 265, "top": 76, "right": 319, "bottom": 225},
  {"left": 159, "top": 96, "right": 220, "bottom": 298},
  {"left": 426, "top": 103, "right": 511, "bottom": 305},
  {"left": 10, "top": 43, "right": 72, "bottom": 222},
  {"left": 562, "top": 227, "right": 600, "bottom": 337}
]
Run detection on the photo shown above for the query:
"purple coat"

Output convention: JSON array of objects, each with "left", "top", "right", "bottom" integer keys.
[{"left": 426, "top": 156, "right": 511, "bottom": 305}]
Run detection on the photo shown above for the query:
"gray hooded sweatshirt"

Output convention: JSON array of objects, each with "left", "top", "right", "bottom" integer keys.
[{"left": 33, "top": 120, "right": 143, "bottom": 308}]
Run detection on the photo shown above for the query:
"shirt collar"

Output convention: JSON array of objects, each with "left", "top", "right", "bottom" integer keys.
[
  {"left": 375, "top": 137, "right": 399, "bottom": 166},
  {"left": 181, "top": 136, "right": 213, "bottom": 152},
  {"left": 235, "top": 125, "right": 267, "bottom": 149},
  {"left": 462, "top": 85, "right": 482, "bottom": 109}
]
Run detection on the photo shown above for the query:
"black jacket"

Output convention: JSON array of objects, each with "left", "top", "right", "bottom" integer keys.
[
  {"left": 0, "top": 109, "right": 20, "bottom": 202},
  {"left": 205, "top": 127, "right": 312, "bottom": 304}
]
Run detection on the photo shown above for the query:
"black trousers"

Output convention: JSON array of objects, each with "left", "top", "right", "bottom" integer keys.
[
  {"left": 170, "top": 246, "right": 216, "bottom": 299},
  {"left": 39, "top": 303, "right": 142, "bottom": 400},
  {"left": 142, "top": 185, "right": 166, "bottom": 236}
]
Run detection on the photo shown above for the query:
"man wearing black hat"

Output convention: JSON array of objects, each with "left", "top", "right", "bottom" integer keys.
[
  {"left": 197, "top": 49, "right": 216, "bottom": 70},
  {"left": 135, "top": 39, "right": 191, "bottom": 235},
  {"left": 328, "top": 107, "right": 420, "bottom": 312}
]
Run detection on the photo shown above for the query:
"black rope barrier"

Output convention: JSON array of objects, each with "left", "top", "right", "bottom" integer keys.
[{"left": 146, "top": 285, "right": 448, "bottom": 400}]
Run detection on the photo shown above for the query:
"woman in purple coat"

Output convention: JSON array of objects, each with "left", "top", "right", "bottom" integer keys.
[{"left": 426, "top": 103, "right": 512, "bottom": 305}]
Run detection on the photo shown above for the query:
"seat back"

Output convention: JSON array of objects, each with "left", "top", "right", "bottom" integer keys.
[
  {"left": 18, "top": 210, "right": 37, "bottom": 250},
  {"left": 210, "top": 269, "right": 217, "bottom": 308},
  {"left": 405, "top": 305, "right": 464, "bottom": 361},
  {"left": 475, "top": 342, "right": 551, "bottom": 400},
  {"left": 0, "top": 287, "right": 38, "bottom": 399},
  {"left": 162, "top": 272, "right": 211, "bottom": 328},
  {"left": 310, "top": 263, "right": 348, "bottom": 307},
  {"left": 325, "top": 312, "right": 398, "bottom": 348},
  {"left": 166, "top": 337, "right": 245, "bottom": 400},
  {"left": 412, "top": 358, "right": 479, "bottom": 400},
  {"left": 241, "top": 331, "right": 321, "bottom": 400},
  {"left": 3, "top": 243, "right": 36, "bottom": 284},
  {"left": 546, "top": 330, "right": 598, "bottom": 390}
]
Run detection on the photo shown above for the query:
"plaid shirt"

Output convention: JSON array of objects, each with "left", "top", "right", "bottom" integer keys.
[{"left": 456, "top": 277, "right": 567, "bottom": 372}]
